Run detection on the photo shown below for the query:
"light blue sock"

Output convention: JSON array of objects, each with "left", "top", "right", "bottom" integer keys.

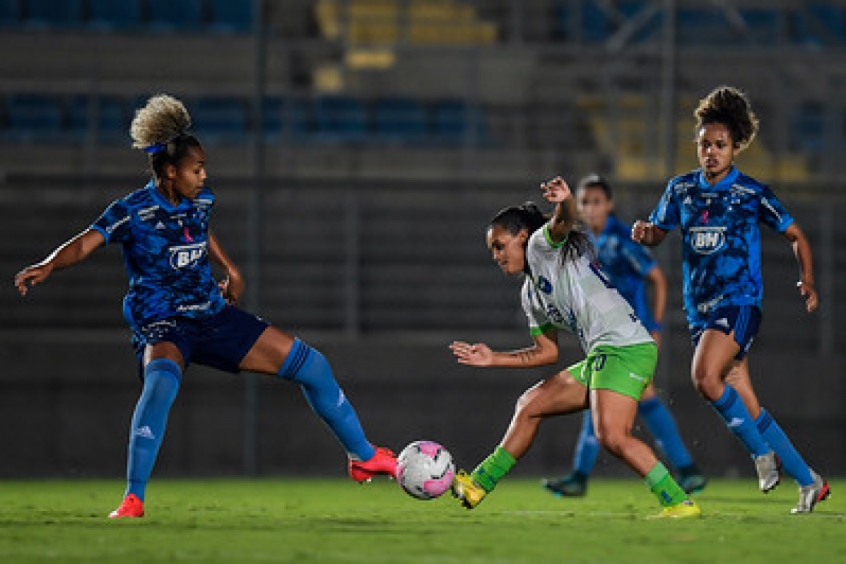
[
  {"left": 710, "top": 385, "right": 770, "bottom": 458},
  {"left": 756, "top": 409, "right": 814, "bottom": 486},
  {"left": 573, "top": 410, "right": 600, "bottom": 475},
  {"left": 126, "top": 358, "right": 181, "bottom": 501},
  {"left": 278, "top": 339, "right": 375, "bottom": 461},
  {"left": 639, "top": 396, "right": 694, "bottom": 470}
]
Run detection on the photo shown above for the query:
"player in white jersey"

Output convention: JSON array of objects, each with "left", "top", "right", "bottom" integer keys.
[{"left": 449, "top": 177, "right": 700, "bottom": 519}]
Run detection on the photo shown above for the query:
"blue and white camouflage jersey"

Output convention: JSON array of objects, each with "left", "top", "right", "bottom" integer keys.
[
  {"left": 593, "top": 214, "right": 658, "bottom": 331},
  {"left": 648, "top": 167, "right": 794, "bottom": 326},
  {"left": 90, "top": 180, "right": 226, "bottom": 331}
]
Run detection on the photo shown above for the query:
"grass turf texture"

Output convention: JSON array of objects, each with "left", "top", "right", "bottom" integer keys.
[{"left": 0, "top": 478, "right": 842, "bottom": 563}]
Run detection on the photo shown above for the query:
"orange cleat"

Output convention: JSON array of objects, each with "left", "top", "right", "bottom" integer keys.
[
  {"left": 349, "top": 446, "right": 397, "bottom": 483},
  {"left": 108, "top": 493, "right": 144, "bottom": 519}
]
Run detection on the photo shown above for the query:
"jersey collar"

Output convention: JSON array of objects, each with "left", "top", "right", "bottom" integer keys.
[
  {"left": 696, "top": 166, "right": 739, "bottom": 191},
  {"left": 145, "top": 179, "right": 191, "bottom": 213}
]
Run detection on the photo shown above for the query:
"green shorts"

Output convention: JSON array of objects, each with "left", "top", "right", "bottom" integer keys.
[{"left": 566, "top": 342, "right": 657, "bottom": 401}]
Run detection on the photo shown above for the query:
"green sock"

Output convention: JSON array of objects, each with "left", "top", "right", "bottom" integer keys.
[
  {"left": 644, "top": 462, "right": 688, "bottom": 507},
  {"left": 471, "top": 446, "right": 516, "bottom": 493}
]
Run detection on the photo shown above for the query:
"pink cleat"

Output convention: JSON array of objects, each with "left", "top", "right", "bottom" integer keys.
[
  {"left": 349, "top": 446, "right": 397, "bottom": 483},
  {"left": 108, "top": 494, "right": 144, "bottom": 519}
]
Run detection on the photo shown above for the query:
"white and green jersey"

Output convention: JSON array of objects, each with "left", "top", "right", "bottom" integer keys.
[{"left": 520, "top": 225, "right": 653, "bottom": 354}]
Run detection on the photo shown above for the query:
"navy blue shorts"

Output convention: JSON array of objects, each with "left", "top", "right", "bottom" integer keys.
[
  {"left": 132, "top": 305, "right": 270, "bottom": 374},
  {"left": 689, "top": 305, "right": 761, "bottom": 360}
]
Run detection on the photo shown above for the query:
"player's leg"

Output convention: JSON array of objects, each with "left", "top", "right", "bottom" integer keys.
[
  {"left": 452, "top": 370, "right": 589, "bottom": 509},
  {"left": 110, "top": 342, "right": 184, "bottom": 519},
  {"left": 637, "top": 384, "right": 706, "bottom": 493},
  {"left": 240, "top": 326, "right": 395, "bottom": 481},
  {"left": 693, "top": 330, "right": 776, "bottom": 484},
  {"left": 727, "top": 360, "right": 830, "bottom": 511},
  {"left": 542, "top": 409, "right": 596, "bottom": 497}
]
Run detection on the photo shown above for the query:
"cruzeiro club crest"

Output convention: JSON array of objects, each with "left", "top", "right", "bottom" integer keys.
[{"left": 689, "top": 226, "right": 726, "bottom": 255}]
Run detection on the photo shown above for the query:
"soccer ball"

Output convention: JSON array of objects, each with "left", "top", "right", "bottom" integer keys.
[{"left": 396, "top": 440, "right": 456, "bottom": 500}]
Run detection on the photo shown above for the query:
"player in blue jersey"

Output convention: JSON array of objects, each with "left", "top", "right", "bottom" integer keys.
[
  {"left": 542, "top": 174, "right": 706, "bottom": 498},
  {"left": 14, "top": 94, "right": 396, "bottom": 519},
  {"left": 632, "top": 85, "right": 829, "bottom": 513}
]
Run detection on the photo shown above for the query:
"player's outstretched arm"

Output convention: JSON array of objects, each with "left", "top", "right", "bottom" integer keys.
[
  {"left": 631, "top": 220, "right": 667, "bottom": 247},
  {"left": 208, "top": 230, "right": 244, "bottom": 305},
  {"left": 540, "top": 176, "right": 577, "bottom": 244},
  {"left": 450, "top": 331, "right": 559, "bottom": 368},
  {"left": 783, "top": 223, "right": 818, "bottom": 312},
  {"left": 14, "top": 228, "right": 105, "bottom": 296}
]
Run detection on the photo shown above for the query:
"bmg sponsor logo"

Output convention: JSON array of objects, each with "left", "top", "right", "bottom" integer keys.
[
  {"left": 169, "top": 242, "right": 207, "bottom": 269},
  {"left": 689, "top": 227, "right": 726, "bottom": 254}
]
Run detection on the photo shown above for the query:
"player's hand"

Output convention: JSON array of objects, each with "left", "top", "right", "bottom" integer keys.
[
  {"left": 14, "top": 263, "right": 53, "bottom": 296},
  {"left": 631, "top": 220, "right": 651, "bottom": 244},
  {"left": 797, "top": 279, "right": 818, "bottom": 313},
  {"left": 540, "top": 176, "right": 572, "bottom": 204},
  {"left": 450, "top": 341, "right": 494, "bottom": 367},
  {"left": 219, "top": 269, "right": 245, "bottom": 305}
]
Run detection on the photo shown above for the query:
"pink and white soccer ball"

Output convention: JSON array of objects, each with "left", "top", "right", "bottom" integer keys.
[{"left": 396, "top": 440, "right": 456, "bottom": 500}]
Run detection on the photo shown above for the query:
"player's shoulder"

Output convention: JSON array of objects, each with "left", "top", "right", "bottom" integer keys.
[
  {"left": 731, "top": 171, "right": 770, "bottom": 195},
  {"left": 664, "top": 170, "right": 699, "bottom": 196}
]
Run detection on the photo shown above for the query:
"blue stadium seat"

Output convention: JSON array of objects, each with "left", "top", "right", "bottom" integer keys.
[
  {"left": 261, "top": 96, "right": 311, "bottom": 143},
  {"left": 791, "top": 103, "right": 825, "bottom": 153},
  {"left": 23, "top": 0, "right": 82, "bottom": 28},
  {"left": 372, "top": 98, "right": 427, "bottom": 145},
  {"left": 68, "top": 95, "right": 130, "bottom": 143},
  {"left": 431, "top": 100, "right": 487, "bottom": 146},
  {"left": 739, "top": 8, "right": 782, "bottom": 45},
  {"left": 87, "top": 0, "right": 141, "bottom": 31},
  {"left": 6, "top": 93, "right": 67, "bottom": 142},
  {"left": 313, "top": 96, "right": 369, "bottom": 144},
  {"left": 0, "top": 0, "right": 21, "bottom": 28},
  {"left": 147, "top": 0, "right": 203, "bottom": 32},
  {"left": 792, "top": 4, "right": 846, "bottom": 46},
  {"left": 208, "top": 0, "right": 254, "bottom": 33},
  {"left": 191, "top": 96, "right": 249, "bottom": 144}
]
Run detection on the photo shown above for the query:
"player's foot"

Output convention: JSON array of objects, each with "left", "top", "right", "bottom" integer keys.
[
  {"left": 108, "top": 493, "right": 144, "bottom": 519},
  {"left": 649, "top": 499, "right": 701, "bottom": 520},
  {"left": 349, "top": 446, "right": 397, "bottom": 483},
  {"left": 451, "top": 470, "right": 487, "bottom": 509},
  {"left": 791, "top": 471, "right": 831, "bottom": 514},
  {"left": 754, "top": 451, "right": 780, "bottom": 493},
  {"left": 678, "top": 465, "right": 708, "bottom": 495},
  {"left": 541, "top": 471, "right": 588, "bottom": 497}
]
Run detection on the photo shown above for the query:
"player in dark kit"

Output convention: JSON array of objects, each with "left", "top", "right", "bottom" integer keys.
[
  {"left": 632, "top": 85, "right": 829, "bottom": 514},
  {"left": 15, "top": 94, "right": 396, "bottom": 519}
]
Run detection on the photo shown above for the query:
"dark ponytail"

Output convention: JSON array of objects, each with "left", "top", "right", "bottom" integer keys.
[{"left": 489, "top": 201, "right": 594, "bottom": 266}]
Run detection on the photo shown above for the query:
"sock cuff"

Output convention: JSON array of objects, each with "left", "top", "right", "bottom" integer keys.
[
  {"left": 637, "top": 396, "right": 662, "bottom": 414},
  {"left": 494, "top": 446, "right": 516, "bottom": 466},
  {"left": 644, "top": 461, "right": 670, "bottom": 488},
  {"left": 277, "top": 338, "right": 312, "bottom": 379},
  {"left": 145, "top": 358, "right": 181, "bottom": 379},
  {"left": 755, "top": 408, "right": 773, "bottom": 433},
  {"left": 711, "top": 385, "right": 738, "bottom": 411}
]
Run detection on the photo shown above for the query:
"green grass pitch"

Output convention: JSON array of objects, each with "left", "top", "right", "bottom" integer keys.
[{"left": 0, "top": 477, "right": 842, "bottom": 563}]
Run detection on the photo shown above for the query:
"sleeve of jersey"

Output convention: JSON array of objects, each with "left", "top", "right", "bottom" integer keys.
[
  {"left": 520, "top": 273, "right": 554, "bottom": 337},
  {"left": 648, "top": 181, "right": 679, "bottom": 231},
  {"left": 90, "top": 199, "right": 132, "bottom": 244},
  {"left": 620, "top": 237, "right": 656, "bottom": 276},
  {"left": 758, "top": 185, "right": 794, "bottom": 232}
]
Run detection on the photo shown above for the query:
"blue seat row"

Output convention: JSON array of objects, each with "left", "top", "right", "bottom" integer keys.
[
  {"left": 554, "top": 1, "right": 846, "bottom": 46},
  {"left": 0, "top": 0, "right": 253, "bottom": 33},
  {"left": 0, "top": 93, "right": 490, "bottom": 147}
]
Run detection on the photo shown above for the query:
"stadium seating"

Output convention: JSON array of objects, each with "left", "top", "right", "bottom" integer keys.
[
  {"left": 313, "top": 96, "right": 369, "bottom": 144},
  {"left": 371, "top": 97, "right": 428, "bottom": 145},
  {"left": 147, "top": 0, "right": 204, "bottom": 32},
  {"left": 208, "top": 0, "right": 254, "bottom": 33},
  {"left": 68, "top": 95, "right": 130, "bottom": 143},
  {"left": 86, "top": 0, "right": 142, "bottom": 31},
  {"left": 23, "top": 0, "right": 83, "bottom": 28},
  {"left": 191, "top": 96, "right": 250, "bottom": 144},
  {"left": 5, "top": 93, "right": 67, "bottom": 143},
  {"left": 0, "top": 0, "right": 20, "bottom": 27},
  {"left": 261, "top": 96, "right": 311, "bottom": 143}
]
